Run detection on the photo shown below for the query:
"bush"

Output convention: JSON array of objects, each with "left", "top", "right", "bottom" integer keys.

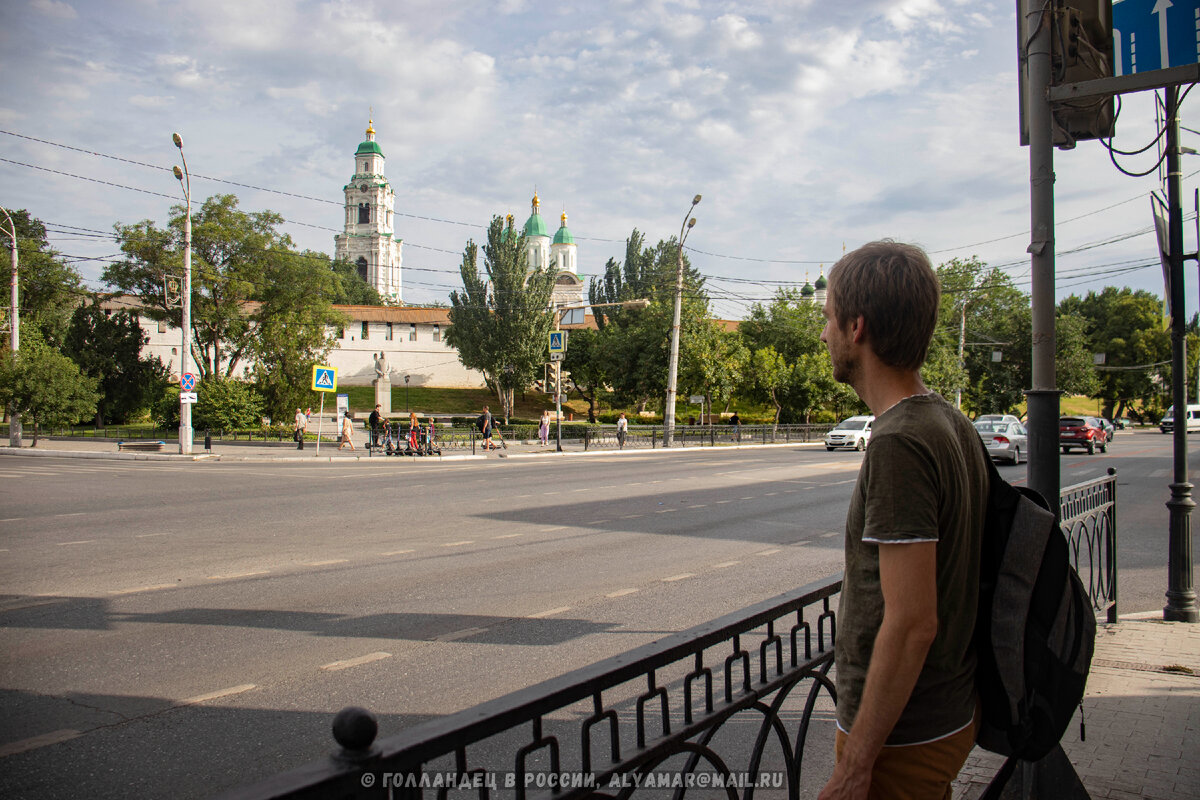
[{"left": 192, "top": 378, "right": 266, "bottom": 431}]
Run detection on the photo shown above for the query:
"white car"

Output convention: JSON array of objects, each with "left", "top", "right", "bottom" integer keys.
[
  {"left": 825, "top": 415, "right": 875, "bottom": 451},
  {"left": 977, "top": 414, "right": 1022, "bottom": 426}
]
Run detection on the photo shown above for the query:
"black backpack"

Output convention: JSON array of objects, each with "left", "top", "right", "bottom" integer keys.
[{"left": 974, "top": 452, "right": 1096, "bottom": 762}]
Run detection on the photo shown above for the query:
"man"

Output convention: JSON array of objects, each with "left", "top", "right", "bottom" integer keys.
[
  {"left": 368, "top": 404, "right": 383, "bottom": 449},
  {"left": 293, "top": 407, "right": 307, "bottom": 451},
  {"left": 616, "top": 412, "right": 628, "bottom": 449},
  {"left": 479, "top": 405, "right": 493, "bottom": 450},
  {"left": 818, "top": 241, "right": 987, "bottom": 800}
]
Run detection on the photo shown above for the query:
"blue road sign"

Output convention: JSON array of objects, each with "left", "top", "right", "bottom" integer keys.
[
  {"left": 548, "top": 331, "right": 567, "bottom": 353},
  {"left": 311, "top": 365, "right": 338, "bottom": 392},
  {"left": 180, "top": 372, "right": 196, "bottom": 392},
  {"left": 1113, "top": 0, "right": 1200, "bottom": 76}
]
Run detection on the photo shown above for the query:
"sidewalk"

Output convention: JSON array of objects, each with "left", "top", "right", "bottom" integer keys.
[{"left": 954, "top": 617, "right": 1200, "bottom": 800}]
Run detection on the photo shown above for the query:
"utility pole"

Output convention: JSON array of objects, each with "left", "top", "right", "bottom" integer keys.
[
  {"left": 0, "top": 206, "right": 18, "bottom": 447},
  {"left": 664, "top": 194, "right": 700, "bottom": 447},
  {"left": 173, "top": 133, "right": 194, "bottom": 455}
]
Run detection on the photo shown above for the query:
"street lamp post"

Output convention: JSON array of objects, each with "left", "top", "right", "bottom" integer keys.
[
  {"left": 173, "top": 133, "right": 193, "bottom": 455},
  {"left": 664, "top": 194, "right": 700, "bottom": 447},
  {"left": 0, "top": 206, "right": 18, "bottom": 447},
  {"left": 405, "top": 375, "right": 410, "bottom": 413}
]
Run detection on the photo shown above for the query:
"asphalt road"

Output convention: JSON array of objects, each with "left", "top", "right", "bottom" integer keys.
[{"left": 0, "top": 432, "right": 1190, "bottom": 798}]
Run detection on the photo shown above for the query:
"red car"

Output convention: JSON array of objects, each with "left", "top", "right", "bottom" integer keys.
[{"left": 1059, "top": 416, "right": 1108, "bottom": 455}]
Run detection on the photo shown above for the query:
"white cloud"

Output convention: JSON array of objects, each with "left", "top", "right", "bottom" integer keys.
[
  {"left": 128, "top": 94, "right": 175, "bottom": 109},
  {"left": 31, "top": 0, "right": 77, "bottom": 20}
]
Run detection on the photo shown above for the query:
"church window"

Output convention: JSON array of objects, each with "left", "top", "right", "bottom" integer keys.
[
  {"left": 356, "top": 257, "right": 368, "bottom": 282},
  {"left": 432, "top": 324, "right": 441, "bottom": 342},
  {"left": 361, "top": 321, "right": 370, "bottom": 340},
  {"left": 409, "top": 323, "right": 417, "bottom": 341},
  {"left": 157, "top": 320, "right": 167, "bottom": 333},
  {"left": 358, "top": 203, "right": 370, "bottom": 224},
  {"left": 361, "top": 160, "right": 367, "bottom": 173},
  {"left": 386, "top": 322, "right": 393, "bottom": 341}
]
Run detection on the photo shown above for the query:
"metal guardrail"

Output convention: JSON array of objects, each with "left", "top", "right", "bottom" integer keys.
[
  {"left": 583, "top": 424, "right": 834, "bottom": 451},
  {"left": 219, "top": 577, "right": 842, "bottom": 800},
  {"left": 1058, "top": 468, "right": 1119, "bottom": 623}
]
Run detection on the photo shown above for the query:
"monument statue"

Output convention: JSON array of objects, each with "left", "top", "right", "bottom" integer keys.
[{"left": 374, "top": 352, "right": 389, "bottom": 380}]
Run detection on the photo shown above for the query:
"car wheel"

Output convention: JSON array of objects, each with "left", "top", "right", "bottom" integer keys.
[
  {"left": 855, "top": 438, "right": 866, "bottom": 451},
  {"left": 1087, "top": 441, "right": 1095, "bottom": 455},
  {"left": 1011, "top": 447, "right": 1021, "bottom": 465},
  {"left": 1100, "top": 440, "right": 1107, "bottom": 453},
  {"left": 1062, "top": 446, "right": 1070, "bottom": 454},
  {"left": 826, "top": 446, "right": 835, "bottom": 451}
]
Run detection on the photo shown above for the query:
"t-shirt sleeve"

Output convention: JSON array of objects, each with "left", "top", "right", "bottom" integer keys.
[{"left": 860, "top": 433, "right": 940, "bottom": 545}]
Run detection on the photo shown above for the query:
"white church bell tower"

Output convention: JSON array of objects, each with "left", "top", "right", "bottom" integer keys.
[{"left": 334, "top": 119, "right": 403, "bottom": 301}]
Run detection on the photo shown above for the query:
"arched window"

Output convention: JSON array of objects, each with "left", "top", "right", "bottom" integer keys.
[
  {"left": 358, "top": 203, "right": 370, "bottom": 224},
  {"left": 356, "top": 257, "right": 368, "bottom": 282}
]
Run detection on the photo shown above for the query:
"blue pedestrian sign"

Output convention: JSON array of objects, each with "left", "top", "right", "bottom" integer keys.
[
  {"left": 311, "top": 365, "right": 338, "bottom": 392},
  {"left": 548, "top": 331, "right": 567, "bottom": 353},
  {"left": 1113, "top": 0, "right": 1200, "bottom": 76}
]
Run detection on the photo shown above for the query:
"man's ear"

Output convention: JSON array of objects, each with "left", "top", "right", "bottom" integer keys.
[{"left": 851, "top": 315, "right": 867, "bottom": 344}]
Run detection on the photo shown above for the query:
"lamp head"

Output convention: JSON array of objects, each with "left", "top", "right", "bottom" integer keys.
[
  {"left": 172, "top": 133, "right": 183, "bottom": 149},
  {"left": 173, "top": 166, "right": 184, "bottom": 181},
  {"left": 692, "top": 194, "right": 702, "bottom": 206},
  {"left": 687, "top": 217, "right": 697, "bottom": 229}
]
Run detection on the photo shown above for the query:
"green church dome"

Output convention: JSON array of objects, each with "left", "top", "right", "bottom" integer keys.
[
  {"left": 356, "top": 140, "right": 384, "bottom": 158},
  {"left": 801, "top": 282, "right": 815, "bottom": 297},
  {"left": 524, "top": 192, "right": 548, "bottom": 238},
  {"left": 552, "top": 211, "right": 574, "bottom": 245},
  {"left": 814, "top": 272, "right": 827, "bottom": 290}
]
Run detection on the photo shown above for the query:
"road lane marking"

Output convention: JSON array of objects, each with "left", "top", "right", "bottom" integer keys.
[
  {"left": 530, "top": 606, "right": 571, "bottom": 618},
  {"left": 178, "top": 684, "right": 257, "bottom": 705},
  {"left": 715, "top": 499, "right": 732, "bottom": 504},
  {"left": 0, "top": 518, "right": 24, "bottom": 522},
  {"left": 56, "top": 540, "right": 96, "bottom": 546},
  {"left": 53, "top": 512, "right": 86, "bottom": 518},
  {"left": 320, "top": 653, "right": 392, "bottom": 672},
  {"left": 686, "top": 504, "right": 706, "bottom": 509},
  {"left": 588, "top": 519, "right": 612, "bottom": 525},
  {"left": 136, "top": 532, "right": 169, "bottom": 538},
  {"left": 304, "top": 559, "right": 349, "bottom": 566},
  {"left": 607, "top": 588, "right": 638, "bottom": 598},
  {"left": 712, "top": 561, "right": 741, "bottom": 569},
  {"left": 764, "top": 492, "right": 779, "bottom": 496},
  {"left": 0, "top": 729, "right": 81, "bottom": 758},
  {"left": 756, "top": 549, "right": 781, "bottom": 556},
  {"left": 662, "top": 573, "right": 695, "bottom": 582},
  {"left": 492, "top": 533, "right": 523, "bottom": 539},
  {"left": 619, "top": 514, "right": 643, "bottom": 519},
  {"left": 821, "top": 531, "right": 839, "bottom": 538},
  {"left": 740, "top": 496, "right": 754, "bottom": 501},
  {"left": 380, "top": 549, "right": 415, "bottom": 556},
  {"left": 540, "top": 526, "right": 566, "bottom": 532},
  {"left": 206, "top": 570, "right": 269, "bottom": 580},
  {"left": 109, "top": 583, "right": 175, "bottom": 596},
  {"left": 442, "top": 540, "right": 473, "bottom": 547},
  {"left": 435, "top": 627, "right": 488, "bottom": 642}
]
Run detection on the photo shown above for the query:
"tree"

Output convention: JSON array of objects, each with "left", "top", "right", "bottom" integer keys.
[
  {"left": 63, "top": 300, "right": 170, "bottom": 425},
  {"left": 193, "top": 378, "right": 266, "bottom": 431},
  {"left": 4, "top": 210, "right": 84, "bottom": 346},
  {"left": 445, "top": 216, "right": 557, "bottom": 421},
  {"left": 0, "top": 334, "right": 97, "bottom": 445},
  {"left": 327, "top": 255, "right": 386, "bottom": 306},
  {"left": 106, "top": 194, "right": 342, "bottom": 381},
  {"left": 562, "top": 327, "right": 608, "bottom": 423}
]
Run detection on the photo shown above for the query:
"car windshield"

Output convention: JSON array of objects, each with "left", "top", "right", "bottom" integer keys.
[{"left": 837, "top": 419, "right": 868, "bottom": 431}]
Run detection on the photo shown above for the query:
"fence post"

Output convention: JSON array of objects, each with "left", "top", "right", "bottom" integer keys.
[
  {"left": 1107, "top": 467, "right": 1119, "bottom": 623},
  {"left": 584, "top": 429, "right": 590, "bottom": 452}
]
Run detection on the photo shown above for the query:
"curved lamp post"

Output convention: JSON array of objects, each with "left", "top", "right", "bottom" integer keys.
[
  {"left": 0, "top": 206, "right": 18, "bottom": 446},
  {"left": 663, "top": 194, "right": 700, "bottom": 447},
  {"left": 172, "top": 133, "right": 193, "bottom": 455}
]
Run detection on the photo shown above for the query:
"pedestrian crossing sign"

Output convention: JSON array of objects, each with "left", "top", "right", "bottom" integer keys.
[
  {"left": 312, "top": 365, "right": 337, "bottom": 392},
  {"left": 548, "top": 331, "right": 567, "bottom": 353}
]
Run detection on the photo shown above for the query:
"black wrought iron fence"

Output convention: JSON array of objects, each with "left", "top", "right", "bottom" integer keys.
[
  {"left": 1058, "top": 468, "right": 1118, "bottom": 622},
  {"left": 219, "top": 577, "right": 843, "bottom": 800},
  {"left": 583, "top": 425, "right": 834, "bottom": 451}
]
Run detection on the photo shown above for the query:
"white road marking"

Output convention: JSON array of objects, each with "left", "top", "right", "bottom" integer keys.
[
  {"left": 380, "top": 549, "right": 415, "bottom": 556},
  {"left": 540, "top": 526, "right": 566, "bottom": 532},
  {"left": 529, "top": 606, "right": 571, "bottom": 618},
  {"left": 53, "top": 512, "right": 86, "bottom": 518},
  {"left": 319, "top": 653, "right": 392, "bottom": 672},
  {"left": 0, "top": 518, "right": 24, "bottom": 522},
  {"left": 662, "top": 573, "right": 695, "bottom": 582},
  {"left": 492, "top": 533, "right": 523, "bottom": 539},
  {"left": 715, "top": 499, "right": 732, "bottom": 504},
  {"left": 712, "top": 560, "right": 741, "bottom": 569},
  {"left": 435, "top": 627, "right": 488, "bottom": 642},
  {"left": 686, "top": 504, "right": 706, "bottom": 509},
  {"left": 619, "top": 514, "right": 643, "bottom": 519},
  {"left": 607, "top": 588, "right": 638, "bottom": 598},
  {"left": 178, "top": 683, "right": 257, "bottom": 705},
  {"left": 821, "top": 531, "right": 839, "bottom": 538},
  {"left": 206, "top": 570, "right": 269, "bottom": 580},
  {"left": 304, "top": 559, "right": 349, "bottom": 566},
  {"left": 56, "top": 540, "right": 96, "bottom": 546},
  {"left": 764, "top": 492, "right": 779, "bottom": 497},
  {"left": 136, "top": 532, "right": 169, "bottom": 538},
  {"left": 740, "top": 496, "right": 755, "bottom": 501},
  {"left": 588, "top": 519, "right": 612, "bottom": 525},
  {"left": 756, "top": 549, "right": 781, "bottom": 556},
  {"left": 0, "top": 729, "right": 81, "bottom": 758},
  {"left": 109, "top": 583, "right": 175, "bottom": 596},
  {"left": 442, "top": 540, "right": 473, "bottom": 547}
]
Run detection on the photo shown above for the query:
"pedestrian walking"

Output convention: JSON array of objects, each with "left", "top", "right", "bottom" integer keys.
[
  {"left": 338, "top": 412, "right": 356, "bottom": 451},
  {"left": 294, "top": 407, "right": 307, "bottom": 450},
  {"left": 817, "top": 241, "right": 987, "bottom": 800},
  {"left": 538, "top": 410, "right": 550, "bottom": 446},
  {"left": 368, "top": 404, "right": 383, "bottom": 449},
  {"left": 478, "top": 405, "right": 494, "bottom": 450},
  {"left": 729, "top": 412, "right": 741, "bottom": 442},
  {"left": 616, "top": 412, "right": 628, "bottom": 449}
]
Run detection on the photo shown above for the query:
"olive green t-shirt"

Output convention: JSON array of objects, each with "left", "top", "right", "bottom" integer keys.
[{"left": 834, "top": 393, "right": 987, "bottom": 745}]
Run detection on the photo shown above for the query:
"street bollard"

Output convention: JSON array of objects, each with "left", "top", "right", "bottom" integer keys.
[{"left": 204, "top": 430, "right": 212, "bottom": 452}]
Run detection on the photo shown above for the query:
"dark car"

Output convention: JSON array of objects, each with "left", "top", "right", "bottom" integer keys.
[{"left": 1059, "top": 416, "right": 1108, "bottom": 455}]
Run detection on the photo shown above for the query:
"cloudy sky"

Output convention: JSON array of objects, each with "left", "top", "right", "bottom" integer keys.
[{"left": 0, "top": 0, "right": 1192, "bottom": 320}]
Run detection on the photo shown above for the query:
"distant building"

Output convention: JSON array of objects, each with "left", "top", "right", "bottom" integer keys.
[
  {"left": 334, "top": 119, "right": 403, "bottom": 301},
  {"left": 519, "top": 192, "right": 585, "bottom": 307}
]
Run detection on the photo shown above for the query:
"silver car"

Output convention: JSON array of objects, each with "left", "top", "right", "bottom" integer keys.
[{"left": 975, "top": 420, "right": 1028, "bottom": 465}]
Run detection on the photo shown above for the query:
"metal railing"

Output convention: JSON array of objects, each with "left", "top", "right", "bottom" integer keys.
[
  {"left": 1058, "top": 467, "right": 1118, "bottom": 622},
  {"left": 219, "top": 577, "right": 842, "bottom": 800},
  {"left": 583, "top": 424, "right": 834, "bottom": 451}
]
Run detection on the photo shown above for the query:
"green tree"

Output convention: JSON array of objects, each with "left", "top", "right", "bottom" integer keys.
[
  {"left": 63, "top": 300, "right": 170, "bottom": 425},
  {"left": 750, "top": 346, "right": 788, "bottom": 424},
  {"left": 0, "top": 334, "right": 98, "bottom": 445},
  {"left": 445, "top": 216, "right": 557, "bottom": 421},
  {"left": 193, "top": 377, "right": 266, "bottom": 431},
  {"left": 327, "top": 255, "right": 386, "bottom": 306},
  {"left": 683, "top": 325, "right": 749, "bottom": 415},
  {"left": 562, "top": 327, "right": 608, "bottom": 423},
  {"left": 106, "top": 194, "right": 341, "bottom": 381},
  {"left": 4, "top": 210, "right": 84, "bottom": 346}
]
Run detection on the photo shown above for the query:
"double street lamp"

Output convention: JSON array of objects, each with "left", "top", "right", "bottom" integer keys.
[
  {"left": 172, "top": 133, "right": 194, "bottom": 455},
  {"left": 1, "top": 206, "right": 18, "bottom": 447},
  {"left": 663, "top": 194, "right": 701, "bottom": 447}
]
